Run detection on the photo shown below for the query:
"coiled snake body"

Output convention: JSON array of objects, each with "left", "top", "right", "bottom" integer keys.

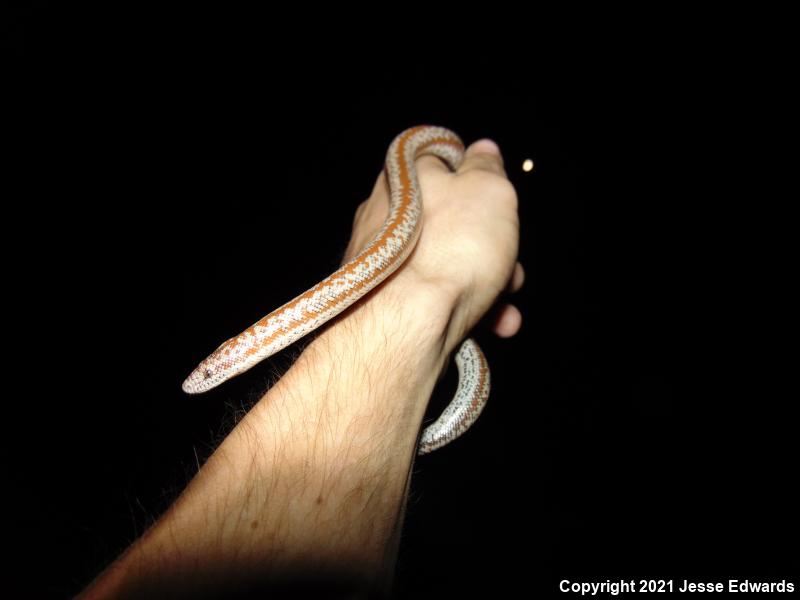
[{"left": 183, "top": 126, "right": 490, "bottom": 455}]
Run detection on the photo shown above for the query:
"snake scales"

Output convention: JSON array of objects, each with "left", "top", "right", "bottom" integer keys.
[{"left": 182, "top": 126, "right": 489, "bottom": 454}]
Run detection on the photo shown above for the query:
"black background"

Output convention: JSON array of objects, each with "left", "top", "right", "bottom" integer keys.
[{"left": 5, "top": 5, "right": 796, "bottom": 598}]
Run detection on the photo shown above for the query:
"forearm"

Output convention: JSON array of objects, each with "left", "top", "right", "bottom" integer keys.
[
  {"left": 80, "top": 135, "right": 520, "bottom": 599},
  {"left": 81, "top": 285, "right": 454, "bottom": 598}
]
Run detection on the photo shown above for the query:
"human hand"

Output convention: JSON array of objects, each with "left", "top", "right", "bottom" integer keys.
[{"left": 343, "top": 137, "right": 524, "bottom": 355}]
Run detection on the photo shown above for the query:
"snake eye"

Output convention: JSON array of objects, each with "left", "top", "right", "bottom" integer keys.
[{"left": 204, "top": 369, "right": 213, "bottom": 379}]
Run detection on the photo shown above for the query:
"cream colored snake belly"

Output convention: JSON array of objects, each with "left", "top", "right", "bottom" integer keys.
[{"left": 182, "top": 125, "right": 490, "bottom": 455}]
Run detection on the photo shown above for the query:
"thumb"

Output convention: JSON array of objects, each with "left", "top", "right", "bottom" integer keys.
[{"left": 458, "top": 138, "right": 506, "bottom": 177}]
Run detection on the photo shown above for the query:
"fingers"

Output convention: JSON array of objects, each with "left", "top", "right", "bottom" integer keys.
[
  {"left": 491, "top": 303, "right": 522, "bottom": 338},
  {"left": 414, "top": 136, "right": 508, "bottom": 186},
  {"left": 489, "top": 262, "right": 526, "bottom": 338},
  {"left": 458, "top": 138, "right": 506, "bottom": 177},
  {"left": 507, "top": 261, "right": 525, "bottom": 293},
  {"left": 459, "top": 138, "right": 525, "bottom": 339},
  {"left": 416, "top": 137, "right": 507, "bottom": 178}
]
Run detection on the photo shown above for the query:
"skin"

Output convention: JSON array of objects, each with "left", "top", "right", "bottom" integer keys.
[{"left": 79, "top": 138, "right": 523, "bottom": 599}]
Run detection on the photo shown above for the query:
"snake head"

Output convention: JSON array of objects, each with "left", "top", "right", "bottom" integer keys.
[{"left": 181, "top": 363, "right": 218, "bottom": 394}]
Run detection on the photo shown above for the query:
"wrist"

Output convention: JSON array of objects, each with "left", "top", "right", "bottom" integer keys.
[
  {"left": 310, "top": 278, "right": 457, "bottom": 377},
  {"left": 250, "top": 279, "right": 457, "bottom": 460}
]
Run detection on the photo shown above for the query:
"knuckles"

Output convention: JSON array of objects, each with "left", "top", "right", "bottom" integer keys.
[{"left": 455, "top": 170, "right": 519, "bottom": 209}]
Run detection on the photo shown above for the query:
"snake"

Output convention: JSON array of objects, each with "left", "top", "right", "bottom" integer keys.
[{"left": 182, "top": 125, "right": 490, "bottom": 455}]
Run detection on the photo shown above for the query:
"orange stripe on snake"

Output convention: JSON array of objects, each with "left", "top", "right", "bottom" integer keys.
[{"left": 182, "top": 126, "right": 490, "bottom": 455}]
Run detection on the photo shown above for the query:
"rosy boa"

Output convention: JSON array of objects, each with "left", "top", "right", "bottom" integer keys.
[{"left": 182, "top": 126, "right": 490, "bottom": 455}]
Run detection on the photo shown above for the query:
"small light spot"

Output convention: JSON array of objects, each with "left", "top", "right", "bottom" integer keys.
[{"left": 522, "top": 158, "right": 534, "bottom": 172}]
